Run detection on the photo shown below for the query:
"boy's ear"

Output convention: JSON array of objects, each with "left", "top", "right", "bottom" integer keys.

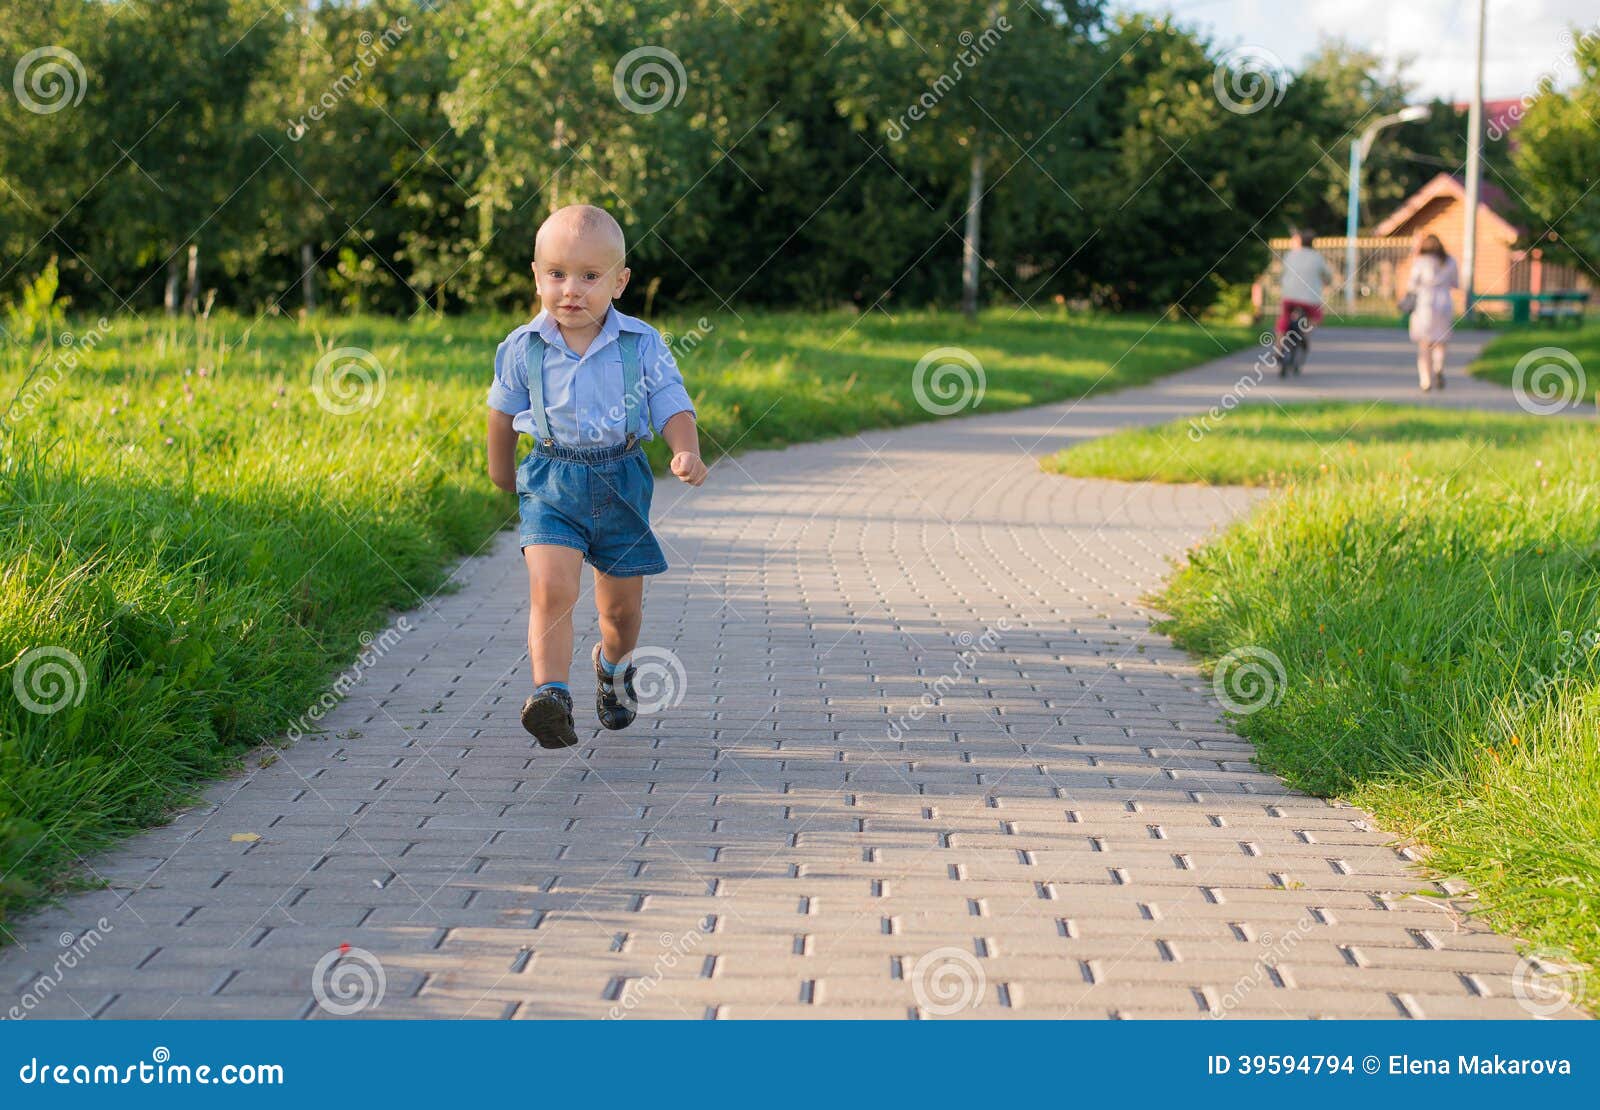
[{"left": 613, "top": 265, "right": 631, "bottom": 299}]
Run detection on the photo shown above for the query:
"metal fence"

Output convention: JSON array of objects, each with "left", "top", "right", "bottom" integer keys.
[
  {"left": 1259, "top": 237, "right": 1413, "bottom": 314},
  {"left": 1260, "top": 237, "right": 1594, "bottom": 317}
]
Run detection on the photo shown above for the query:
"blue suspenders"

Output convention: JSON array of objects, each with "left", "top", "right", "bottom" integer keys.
[{"left": 515, "top": 328, "right": 646, "bottom": 446}]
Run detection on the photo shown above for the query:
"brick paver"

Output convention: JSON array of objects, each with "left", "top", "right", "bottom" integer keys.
[{"left": 3, "top": 327, "right": 1588, "bottom": 1019}]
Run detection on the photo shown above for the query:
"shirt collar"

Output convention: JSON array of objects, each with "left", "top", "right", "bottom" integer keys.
[{"left": 531, "top": 305, "right": 646, "bottom": 352}]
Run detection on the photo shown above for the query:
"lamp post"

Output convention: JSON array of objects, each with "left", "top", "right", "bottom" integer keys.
[{"left": 1345, "top": 104, "right": 1431, "bottom": 313}]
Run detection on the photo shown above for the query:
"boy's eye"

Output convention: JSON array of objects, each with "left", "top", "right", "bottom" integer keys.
[{"left": 585, "top": 272, "right": 600, "bottom": 281}]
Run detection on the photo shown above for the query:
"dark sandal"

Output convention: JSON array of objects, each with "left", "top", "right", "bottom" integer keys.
[
  {"left": 521, "top": 686, "right": 579, "bottom": 748},
  {"left": 593, "top": 644, "right": 638, "bottom": 731}
]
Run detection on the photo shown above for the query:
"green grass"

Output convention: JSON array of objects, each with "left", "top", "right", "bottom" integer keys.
[
  {"left": 1471, "top": 322, "right": 1600, "bottom": 405},
  {"left": 1046, "top": 399, "right": 1600, "bottom": 1008},
  {"left": 1042, "top": 401, "right": 1572, "bottom": 486},
  {"left": 0, "top": 303, "right": 1249, "bottom": 930}
]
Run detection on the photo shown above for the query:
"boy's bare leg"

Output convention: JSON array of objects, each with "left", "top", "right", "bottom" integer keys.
[
  {"left": 524, "top": 545, "right": 584, "bottom": 686},
  {"left": 593, "top": 567, "right": 644, "bottom": 667}
]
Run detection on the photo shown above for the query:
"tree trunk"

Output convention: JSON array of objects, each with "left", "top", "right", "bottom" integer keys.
[
  {"left": 182, "top": 243, "right": 199, "bottom": 314},
  {"left": 550, "top": 113, "right": 566, "bottom": 212},
  {"left": 164, "top": 257, "right": 181, "bottom": 315},
  {"left": 960, "top": 142, "right": 985, "bottom": 320},
  {"left": 300, "top": 242, "right": 317, "bottom": 312}
]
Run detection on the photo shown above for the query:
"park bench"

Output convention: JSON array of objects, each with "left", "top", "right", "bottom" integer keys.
[{"left": 1466, "top": 290, "right": 1589, "bottom": 326}]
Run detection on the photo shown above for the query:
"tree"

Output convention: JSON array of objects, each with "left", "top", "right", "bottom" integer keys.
[
  {"left": 92, "top": 0, "right": 280, "bottom": 312},
  {"left": 1510, "top": 33, "right": 1600, "bottom": 275},
  {"left": 828, "top": 0, "right": 1105, "bottom": 317},
  {"left": 0, "top": 1, "right": 112, "bottom": 308},
  {"left": 1294, "top": 39, "right": 1472, "bottom": 235},
  {"left": 1056, "top": 14, "right": 1330, "bottom": 309}
]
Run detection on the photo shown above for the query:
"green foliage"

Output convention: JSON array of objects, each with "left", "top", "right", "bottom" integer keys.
[
  {"left": 1511, "top": 34, "right": 1600, "bottom": 270},
  {"left": 1471, "top": 323, "right": 1600, "bottom": 405},
  {"left": 1, "top": 0, "right": 1408, "bottom": 316},
  {"left": 1046, "top": 397, "right": 1600, "bottom": 1001}
]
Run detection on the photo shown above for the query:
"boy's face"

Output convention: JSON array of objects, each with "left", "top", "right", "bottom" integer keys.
[{"left": 533, "top": 227, "right": 630, "bottom": 333}]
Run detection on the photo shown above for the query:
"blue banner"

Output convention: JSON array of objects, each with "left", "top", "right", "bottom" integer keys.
[{"left": 1, "top": 1020, "right": 1592, "bottom": 1105}]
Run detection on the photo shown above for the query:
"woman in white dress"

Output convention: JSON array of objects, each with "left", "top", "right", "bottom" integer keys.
[{"left": 1406, "top": 234, "right": 1459, "bottom": 391}]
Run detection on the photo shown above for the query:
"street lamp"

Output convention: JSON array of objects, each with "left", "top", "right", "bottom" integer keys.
[{"left": 1344, "top": 104, "right": 1431, "bottom": 312}]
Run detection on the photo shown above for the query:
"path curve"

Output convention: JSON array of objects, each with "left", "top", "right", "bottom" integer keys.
[{"left": 2, "top": 327, "right": 1587, "bottom": 1019}]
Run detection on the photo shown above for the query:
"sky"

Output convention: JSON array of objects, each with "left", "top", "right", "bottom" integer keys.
[{"left": 1117, "top": 0, "right": 1596, "bottom": 102}]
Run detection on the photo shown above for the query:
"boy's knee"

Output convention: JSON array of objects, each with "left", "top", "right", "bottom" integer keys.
[
  {"left": 597, "top": 596, "right": 642, "bottom": 628},
  {"left": 530, "top": 577, "right": 579, "bottom": 613}
]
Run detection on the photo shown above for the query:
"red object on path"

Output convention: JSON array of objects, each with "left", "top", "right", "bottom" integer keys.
[{"left": 1275, "top": 299, "right": 1324, "bottom": 337}]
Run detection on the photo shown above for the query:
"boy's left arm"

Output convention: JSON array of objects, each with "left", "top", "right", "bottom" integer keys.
[
  {"left": 644, "top": 330, "right": 706, "bottom": 486},
  {"left": 662, "top": 411, "right": 706, "bottom": 486}
]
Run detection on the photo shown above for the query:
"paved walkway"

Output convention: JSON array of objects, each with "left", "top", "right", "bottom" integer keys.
[{"left": 3, "top": 327, "right": 1587, "bottom": 1019}]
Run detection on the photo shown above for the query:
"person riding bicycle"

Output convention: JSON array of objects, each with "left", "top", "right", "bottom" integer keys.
[{"left": 1276, "top": 229, "right": 1332, "bottom": 363}]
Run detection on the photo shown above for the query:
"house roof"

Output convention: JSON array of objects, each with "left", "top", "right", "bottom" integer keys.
[{"left": 1372, "top": 172, "right": 1522, "bottom": 241}]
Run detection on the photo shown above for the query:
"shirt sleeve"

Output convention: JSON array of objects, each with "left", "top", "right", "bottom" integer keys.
[
  {"left": 642, "top": 329, "right": 695, "bottom": 434},
  {"left": 486, "top": 333, "right": 531, "bottom": 416}
]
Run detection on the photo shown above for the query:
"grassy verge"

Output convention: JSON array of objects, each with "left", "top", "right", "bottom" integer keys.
[
  {"left": 1470, "top": 322, "right": 1600, "bottom": 405},
  {"left": 1045, "top": 399, "right": 1600, "bottom": 1008},
  {"left": 0, "top": 299, "right": 1249, "bottom": 929},
  {"left": 1042, "top": 401, "right": 1566, "bottom": 486}
]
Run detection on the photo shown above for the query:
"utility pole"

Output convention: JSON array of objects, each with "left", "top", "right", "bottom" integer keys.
[{"left": 1462, "top": 0, "right": 1487, "bottom": 316}]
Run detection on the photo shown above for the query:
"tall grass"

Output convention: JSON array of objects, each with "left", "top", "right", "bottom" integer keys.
[
  {"left": 0, "top": 298, "right": 1248, "bottom": 929},
  {"left": 1045, "top": 400, "right": 1600, "bottom": 1007}
]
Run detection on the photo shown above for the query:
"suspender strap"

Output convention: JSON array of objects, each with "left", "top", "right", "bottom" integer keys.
[
  {"left": 517, "top": 330, "right": 554, "bottom": 444},
  {"left": 619, "top": 331, "right": 646, "bottom": 441}
]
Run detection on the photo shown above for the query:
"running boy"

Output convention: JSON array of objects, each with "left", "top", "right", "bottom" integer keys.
[{"left": 485, "top": 204, "right": 707, "bottom": 749}]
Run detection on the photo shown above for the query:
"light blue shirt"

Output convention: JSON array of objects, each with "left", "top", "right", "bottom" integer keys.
[{"left": 486, "top": 306, "right": 695, "bottom": 446}]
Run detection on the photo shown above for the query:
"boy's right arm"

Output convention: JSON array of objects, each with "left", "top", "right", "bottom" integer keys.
[
  {"left": 487, "top": 409, "right": 519, "bottom": 492},
  {"left": 483, "top": 409, "right": 515, "bottom": 492},
  {"left": 486, "top": 333, "right": 531, "bottom": 493}
]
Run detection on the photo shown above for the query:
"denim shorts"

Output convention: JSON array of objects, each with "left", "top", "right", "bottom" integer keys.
[{"left": 516, "top": 438, "right": 667, "bottom": 576}]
